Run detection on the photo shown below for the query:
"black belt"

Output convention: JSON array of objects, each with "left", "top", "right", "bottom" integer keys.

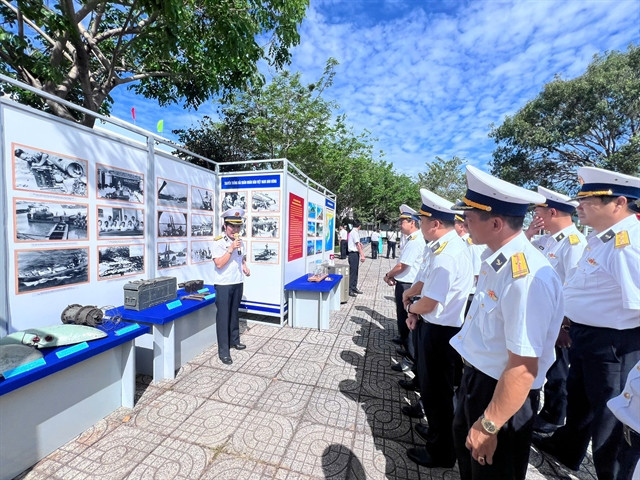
[
  {"left": 624, "top": 424, "right": 640, "bottom": 447},
  {"left": 396, "top": 280, "right": 412, "bottom": 285}
]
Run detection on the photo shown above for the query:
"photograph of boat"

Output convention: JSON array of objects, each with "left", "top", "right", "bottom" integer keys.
[
  {"left": 191, "top": 214, "right": 214, "bottom": 237},
  {"left": 13, "top": 145, "right": 88, "bottom": 197},
  {"left": 157, "top": 178, "right": 188, "bottom": 208},
  {"left": 192, "top": 186, "right": 213, "bottom": 211},
  {"left": 15, "top": 199, "right": 88, "bottom": 242},
  {"left": 252, "top": 191, "right": 280, "bottom": 212},
  {"left": 191, "top": 241, "right": 213, "bottom": 264},
  {"left": 97, "top": 205, "right": 144, "bottom": 239},
  {"left": 158, "top": 211, "right": 187, "bottom": 237},
  {"left": 98, "top": 245, "right": 144, "bottom": 280},
  {"left": 251, "top": 242, "right": 279, "bottom": 264},
  {"left": 96, "top": 164, "right": 144, "bottom": 203},
  {"left": 16, "top": 248, "right": 89, "bottom": 293},
  {"left": 157, "top": 242, "right": 187, "bottom": 269}
]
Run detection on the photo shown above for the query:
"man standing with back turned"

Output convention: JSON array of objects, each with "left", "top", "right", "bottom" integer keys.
[{"left": 450, "top": 165, "right": 564, "bottom": 480}]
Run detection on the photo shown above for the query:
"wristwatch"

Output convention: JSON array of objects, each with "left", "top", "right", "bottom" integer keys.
[{"left": 479, "top": 414, "right": 499, "bottom": 435}]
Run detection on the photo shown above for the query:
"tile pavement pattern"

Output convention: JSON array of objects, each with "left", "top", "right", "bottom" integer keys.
[{"left": 17, "top": 246, "right": 598, "bottom": 479}]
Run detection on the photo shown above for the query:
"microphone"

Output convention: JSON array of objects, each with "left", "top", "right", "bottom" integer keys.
[{"left": 234, "top": 233, "right": 242, "bottom": 256}]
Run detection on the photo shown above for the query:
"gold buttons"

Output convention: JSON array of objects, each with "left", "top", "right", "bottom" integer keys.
[{"left": 624, "top": 392, "right": 631, "bottom": 399}]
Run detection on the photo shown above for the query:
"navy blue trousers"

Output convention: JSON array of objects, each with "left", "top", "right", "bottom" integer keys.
[
  {"left": 214, "top": 283, "right": 243, "bottom": 357},
  {"left": 539, "top": 345, "right": 570, "bottom": 424}
]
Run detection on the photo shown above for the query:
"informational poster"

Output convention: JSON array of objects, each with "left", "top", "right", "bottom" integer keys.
[
  {"left": 288, "top": 193, "right": 304, "bottom": 262},
  {"left": 325, "top": 198, "right": 335, "bottom": 252}
]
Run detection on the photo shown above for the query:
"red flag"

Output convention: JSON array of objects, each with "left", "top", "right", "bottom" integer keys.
[{"left": 131, "top": 107, "right": 136, "bottom": 121}]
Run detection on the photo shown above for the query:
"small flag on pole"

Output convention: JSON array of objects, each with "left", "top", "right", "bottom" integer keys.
[
  {"left": 131, "top": 107, "right": 136, "bottom": 122},
  {"left": 157, "top": 119, "right": 164, "bottom": 133}
]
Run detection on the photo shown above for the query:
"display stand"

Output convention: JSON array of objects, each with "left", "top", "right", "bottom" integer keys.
[
  {"left": 284, "top": 274, "right": 342, "bottom": 330},
  {"left": 115, "top": 285, "right": 217, "bottom": 382},
  {"left": 0, "top": 321, "right": 148, "bottom": 480}
]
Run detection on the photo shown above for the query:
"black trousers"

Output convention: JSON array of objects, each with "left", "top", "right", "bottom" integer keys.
[
  {"left": 538, "top": 345, "right": 570, "bottom": 425},
  {"left": 417, "top": 322, "right": 461, "bottom": 463},
  {"left": 386, "top": 241, "right": 396, "bottom": 259},
  {"left": 394, "top": 281, "right": 412, "bottom": 351},
  {"left": 348, "top": 251, "right": 359, "bottom": 292},
  {"left": 371, "top": 241, "right": 379, "bottom": 258},
  {"left": 547, "top": 324, "right": 640, "bottom": 480},
  {"left": 340, "top": 240, "right": 348, "bottom": 259},
  {"left": 214, "top": 283, "right": 243, "bottom": 357},
  {"left": 453, "top": 365, "right": 539, "bottom": 480}
]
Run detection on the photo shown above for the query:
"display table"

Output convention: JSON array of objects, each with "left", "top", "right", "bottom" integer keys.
[
  {"left": 115, "top": 285, "right": 217, "bottom": 383},
  {"left": 284, "top": 274, "right": 342, "bottom": 330},
  {"left": 0, "top": 321, "right": 148, "bottom": 480}
]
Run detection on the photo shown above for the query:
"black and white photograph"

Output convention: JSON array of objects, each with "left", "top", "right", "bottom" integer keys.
[
  {"left": 98, "top": 245, "right": 144, "bottom": 280},
  {"left": 316, "top": 221, "right": 324, "bottom": 238},
  {"left": 221, "top": 191, "right": 246, "bottom": 211},
  {"left": 191, "top": 186, "right": 214, "bottom": 211},
  {"left": 191, "top": 240, "right": 213, "bottom": 264},
  {"left": 96, "top": 164, "right": 144, "bottom": 203},
  {"left": 13, "top": 145, "right": 88, "bottom": 197},
  {"left": 158, "top": 211, "right": 188, "bottom": 237},
  {"left": 251, "top": 190, "right": 280, "bottom": 212},
  {"left": 97, "top": 205, "right": 144, "bottom": 238},
  {"left": 251, "top": 242, "right": 279, "bottom": 264},
  {"left": 15, "top": 199, "right": 88, "bottom": 242},
  {"left": 157, "top": 178, "right": 188, "bottom": 208},
  {"left": 191, "top": 214, "right": 214, "bottom": 237},
  {"left": 157, "top": 242, "right": 188, "bottom": 269},
  {"left": 251, "top": 216, "right": 279, "bottom": 238},
  {"left": 16, "top": 247, "right": 89, "bottom": 294}
]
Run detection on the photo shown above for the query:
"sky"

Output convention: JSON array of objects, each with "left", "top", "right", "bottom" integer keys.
[{"left": 107, "top": 0, "right": 640, "bottom": 178}]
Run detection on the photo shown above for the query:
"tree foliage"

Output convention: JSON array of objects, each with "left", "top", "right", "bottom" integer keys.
[
  {"left": 417, "top": 155, "right": 467, "bottom": 203},
  {"left": 0, "top": 0, "right": 308, "bottom": 126},
  {"left": 174, "top": 59, "right": 418, "bottom": 222},
  {"left": 490, "top": 44, "right": 640, "bottom": 193}
]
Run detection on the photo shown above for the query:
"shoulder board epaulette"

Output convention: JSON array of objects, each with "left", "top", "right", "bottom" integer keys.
[
  {"left": 568, "top": 234, "right": 580, "bottom": 245},
  {"left": 466, "top": 237, "right": 473, "bottom": 245},
  {"left": 214, "top": 235, "right": 224, "bottom": 241},
  {"left": 511, "top": 252, "right": 530, "bottom": 278},
  {"left": 434, "top": 241, "right": 448, "bottom": 255},
  {"left": 407, "top": 235, "right": 415, "bottom": 241},
  {"left": 615, "top": 230, "right": 630, "bottom": 249}
]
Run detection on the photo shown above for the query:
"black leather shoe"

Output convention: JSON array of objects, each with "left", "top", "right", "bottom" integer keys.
[
  {"left": 349, "top": 292, "right": 357, "bottom": 297},
  {"left": 353, "top": 288, "right": 364, "bottom": 294},
  {"left": 398, "top": 379, "right": 419, "bottom": 391},
  {"left": 396, "top": 347, "right": 409, "bottom": 357},
  {"left": 391, "top": 361, "right": 410, "bottom": 372},
  {"left": 232, "top": 343, "right": 246, "bottom": 350},
  {"left": 401, "top": 403, "right": 424, "bottom": 419},
  {"left": 415, "top": 423, "right": 431, "bottom": 442},
  {"left": 533, "top": 415, "right": 562, "bottom": 434},
  {"left": 219, "top": 356, "right": 233, "bottom": 365},
  {"left": 406, "top": 447, "right": 455, "bottom": 468},
  {"left": 532, "top": 433, "right": 581, "bottom": 471},
  {"left": 391, "top": 336, "right": 403, "bottom": 345}
]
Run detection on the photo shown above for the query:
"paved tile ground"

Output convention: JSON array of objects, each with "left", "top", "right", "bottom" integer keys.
[{"left": 16, "top": 245, "right": 598, "bottom": 479}]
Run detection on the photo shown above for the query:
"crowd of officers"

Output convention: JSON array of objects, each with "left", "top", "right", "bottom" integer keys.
[{"left": 381, "top": 165, "right": 639, "bottom": 480}]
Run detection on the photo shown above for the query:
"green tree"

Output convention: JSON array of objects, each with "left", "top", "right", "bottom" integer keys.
[
  {"left": 490, "top": 44, "right": 640, "bottom": 192},
  {"left": 0, "top": 0, "right": 308, "bottom": 127},
  {"left": 417, "top": 155, "right": 467, "bottom": 202}
]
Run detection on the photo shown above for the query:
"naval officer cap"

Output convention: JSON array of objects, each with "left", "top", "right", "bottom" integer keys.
[
  {"left": 222, "top": 207, "right": 245, "bottom": 224},
  {"left": 536, "top": 186, "right": 578, "bottom": 213},
  {"left": 398, "top": 204, "right": 420, "bottom": 222},
  {"left": 454, "top": 165, "right": 545, "bottom": 216},
  {"left": 573, "top": 166, "right": 640, "bottom": 202},
  {"left": 419, "top": 189, "right": 456, "bottom": 222}
]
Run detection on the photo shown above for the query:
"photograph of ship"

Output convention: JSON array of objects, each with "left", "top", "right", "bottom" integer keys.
[
  {"left": 251, "top": 216, "right": 279, "bottom": 238},
  {"left": 98, "top": 245, "right": 144, "bottom": 280},
  {"left": 158, "top": 211, "right": 187, "bottom": 237},
  {"left": 157, "top": 242, "right": 187, "bottom": 269},
  {"left": 97, "top": 205, "right": 144, "bottom": 238},
  {"left": 191, "top": 214, "right": 214, "bottom": 237},
  {"left": 14, "top": 199, "right": 88, "bottom": 242},
  {"left": 315, "top": 239, "right": 323, "bottom": 255},
  {"left": 221, "top": 191, "right": 246, "bottom": 211},
  {"left": 251, "top": 191, "right": 279, "bottom": 212},
  {"left": 96, "top": 164, "right": 144, "bottom": 203},
  {"left": 191, "top": 186, "right": 213, "bottom": 211},
  {"left": 308, "top": 202, "right": 316, "bottom": 219},
  {"left": 191, "top": 241, "right": 213, "bottom": 264},
  {"left": 251, "top": 242, "right": 279, "bottom": 264},
  {"left": 16, "top": 247, "right": 89, "bottom": 293},
  {"left": 157, "top": 178, "right": 188, "bottom": 208},
  {"left": 13, "top": 145, "right": 88, "bottom": 197},
  {"left": 316, "top": 222, "right": 324, "bottom": 238},
  {"left": 307, "top": 221, "right": 316, "bottom": 237}
]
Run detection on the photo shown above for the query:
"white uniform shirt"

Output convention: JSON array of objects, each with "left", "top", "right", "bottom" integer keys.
[
  {"left": 564, "top": 214, "right": 640, "bottom": 330},
  {"left": 461, "top": 233, "right": 487, "bottom": 294},
  {"left": 371, "top": 231, "right": 380, "bottom": 242},
  {"left": 395, "top": 230, "right": 426, "bottom": 283},
  {"left": 347, "top": 228, "right": 361, "bottom": 252},
  {"left": 450, "top": 232, "right": 564, "bottom": 389},
  {"left": 340, "top": 229, "right": 348, "bottom": 241},
  {"left": 212, "top": 235, "right": 244, "bottom": 285},
  {"left": 419, "top": 230, "right": 473, "bottom": 327},
  {"left": 387, "top": 230, "right": 398, "bottom": 242},
  {"left": 530, "top": 224, "right": 587, "bottom": 283}
]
